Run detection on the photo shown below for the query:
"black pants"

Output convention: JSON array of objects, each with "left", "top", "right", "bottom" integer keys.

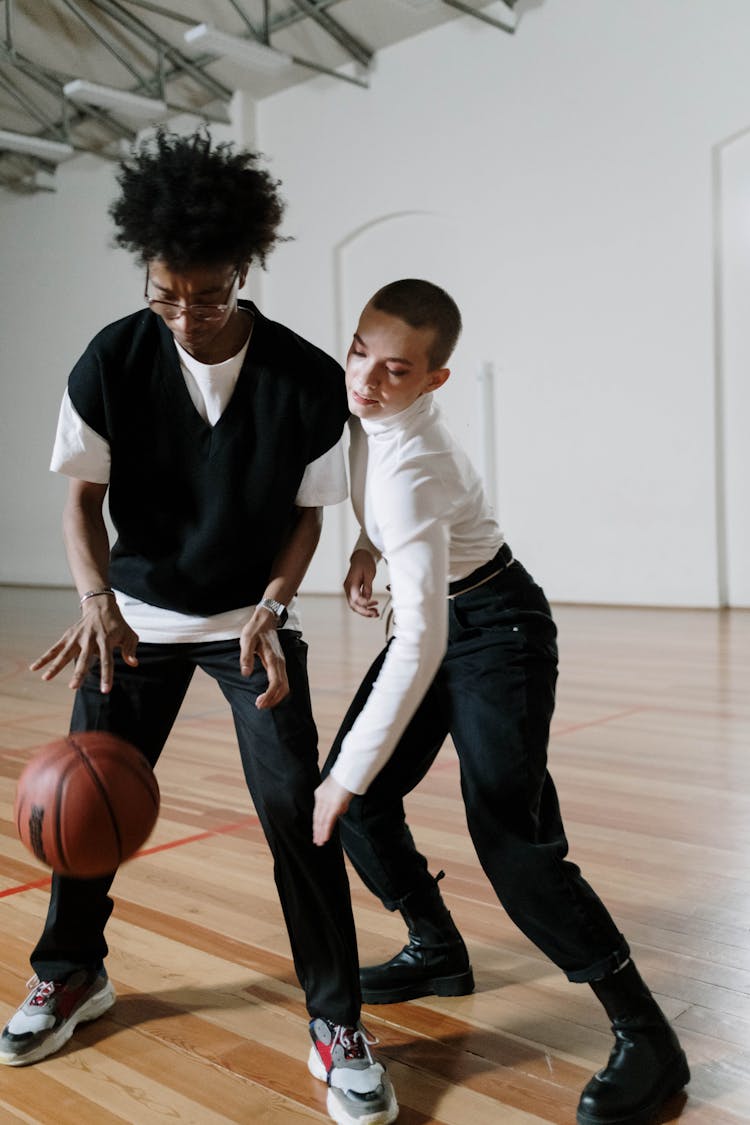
[
  {"left": 31, "top": 632, "right": 361, "bottom": 1025},
  {"left": 324, "top": 560, "right": 629, "bottom": 983}
]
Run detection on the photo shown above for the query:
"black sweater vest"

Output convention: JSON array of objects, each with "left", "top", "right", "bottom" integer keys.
[{"left": 67, "top": 302, "right": 348, "bottom": 616}]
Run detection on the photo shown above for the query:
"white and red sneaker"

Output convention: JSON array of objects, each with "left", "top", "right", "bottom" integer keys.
[
  {"left": 308, "top": 1017, "right": 399, "bottom": 1125},
  {"left": 0, "top": 970, "right": 116, "bottom": 1066}
]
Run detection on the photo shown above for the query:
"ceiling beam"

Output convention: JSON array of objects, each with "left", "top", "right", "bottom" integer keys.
[
  {"left": 59, "top": 0, "right": 156, "bottom": 93},
  {"left": 288, "top": 0, "right": 373, "bottom": 68},
  {"left": 0, "top": 68, "right": 68, "bottom": 137},
  {"left": 0, "top": 47, "right": 139, "bottom": 140},
  {"left": 88, "top": 0, "right": 233, "bottom": 102},
  {"left": 440, "top": 0, "right": 516, "bottom": 34},
  {"left": 224, "top": 0, "right": 258, "bottom": 37}
]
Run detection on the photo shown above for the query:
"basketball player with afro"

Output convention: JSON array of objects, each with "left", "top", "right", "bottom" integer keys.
[{"left": 1, "top": 131, "right": 398, "bottom": 1125}]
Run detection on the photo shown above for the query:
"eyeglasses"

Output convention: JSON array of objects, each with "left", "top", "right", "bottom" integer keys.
[{"left": 145, "top": 268, "right": 240, "bottom": 322}]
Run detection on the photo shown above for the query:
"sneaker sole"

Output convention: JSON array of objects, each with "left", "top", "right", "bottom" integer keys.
[
  {"left": 0, "top": 980, "right": 116, "bottom": 1067},
  {"left": 361, "top": 967, "right": 475, "bottom": 1005},
  {"left": 308, "top": 1047, "right": 399, "bottom": 1125}
]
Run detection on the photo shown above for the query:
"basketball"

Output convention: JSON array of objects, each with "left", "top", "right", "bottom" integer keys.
[{"left": 14, "top": 731, "right": 160, "bottom": 878}]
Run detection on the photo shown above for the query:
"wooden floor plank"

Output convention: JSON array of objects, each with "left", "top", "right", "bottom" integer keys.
[{"left": 0, "top": 587, "right": 749, "bottom": 1122}]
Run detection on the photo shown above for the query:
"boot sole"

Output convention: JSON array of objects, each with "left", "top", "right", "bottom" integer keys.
[
  {"left": 361, "top": 967, "right": 475, "bottom": 1005},
  {"left": 576, "top": 1049, "right": 690, "bottom": 1125}
]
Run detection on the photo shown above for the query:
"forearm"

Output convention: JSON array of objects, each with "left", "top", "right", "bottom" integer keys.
[
  {"left": 33, "top": 479, "right": 137, "bottom": 693},
  {"left": 62, "top": 483, "right": 111, "bottom": 597},
  {"left": 331, "top": 594, "right": 447, "bottom": 794},
  {"left": 332, "top": 530, "right": 450, "bottom": 794},
  {"left": 262, "top": 506, "right": 323, "bottom": 606}
]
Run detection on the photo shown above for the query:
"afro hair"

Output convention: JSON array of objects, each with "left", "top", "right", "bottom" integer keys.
[{"left": 110, "top": 130, "right": 286, "bottom": 270}]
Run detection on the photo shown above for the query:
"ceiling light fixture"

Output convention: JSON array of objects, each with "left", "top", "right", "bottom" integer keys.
[
  {"left": 0, "top": 129, "right": 75, "bottom": 161},
  {"left": 184, "top": 24, "right": 292, "bottom": 72},
  {"left": 63, "top": 79, "right": 168, "bottom": 119}
]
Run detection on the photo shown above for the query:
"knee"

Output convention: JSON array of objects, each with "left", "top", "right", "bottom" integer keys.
[{"left": 257, "top": 770, "right": 315, "bottom": 832}]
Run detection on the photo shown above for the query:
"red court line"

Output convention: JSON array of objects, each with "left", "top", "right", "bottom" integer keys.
[
  {"left": 552, "top": 706, "right": 649, "bottom": 738},
  {"left": 0, "top": 815, "right": 258, "bottom": 900},
  {"left": 0, "top": 875, "right": 52, "bottom": 898}
]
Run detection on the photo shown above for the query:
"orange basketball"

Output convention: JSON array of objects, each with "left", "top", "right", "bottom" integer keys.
[{"left": 14, "top": 731, "right": 159, "bottom": 878}]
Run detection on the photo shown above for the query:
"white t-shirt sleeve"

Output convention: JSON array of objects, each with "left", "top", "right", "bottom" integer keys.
[
  {"left": 50, "top": 390, "right": 110, "bottom": 483},
  {"left": 295, "top": 436, "right": 348, "bottom": 507},
  {"left": 331, "top": 462, "right": 450, "bottom": 795}
]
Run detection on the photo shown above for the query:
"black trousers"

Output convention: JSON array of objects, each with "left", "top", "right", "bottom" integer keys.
[
  {"left": 31, "top": 632, "right": 362, "bottom": 1025},
  {"left": 324, "top": 560, "right": 629, "bottom": 983}
]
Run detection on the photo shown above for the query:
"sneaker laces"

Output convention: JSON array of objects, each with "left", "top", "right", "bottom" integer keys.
[
  {"left": 333, "top": 1023, "right": 379, "bottom": 1063},
  {"left": 24, "top": 977, "right": 56, "bottom": 1007}
]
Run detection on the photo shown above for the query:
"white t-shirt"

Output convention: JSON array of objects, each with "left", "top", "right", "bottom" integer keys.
[
  {"left": 330, "top": 394, "right": 504, "bottom": 795},
  {"left": 51, "top": 334, "right": 347, "bottom": 642}
]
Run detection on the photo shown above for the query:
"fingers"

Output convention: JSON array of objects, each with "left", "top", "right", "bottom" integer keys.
[
  {"left": 312, "top": 778, "right": 353, "bottom": 846},
  {"left": 31, "top": 615, "right": 139, "bottom": 694},
  {"left": 313, "top": 804, "right": 335, "bottom": 847},
  {"left": 68, "top": 640, "right": 97, "bottom": 691},
  {"left": 29, "top": 638, "right": 68, "bottom": 675},
  {"left": 344, "top": 575, "right": 380, "bottom": 618},
  {"left": 121, "top": 628, "right": 140, "bottom": 668},
  {"left": 35, "top": 636, "right": 88, "bottom": 685},
  {"left": 240, "top": 635, "right": 258, "bottom": 678},
  {"left": 249, "top": 629, "right": 290, "bottom": 709},
  {"left": 95, "top": 635, "right": 114, "bottom": 694},
  {"left": 352, "top": 594, "right": 380, "bottom": 618},
  {"left": 312, "top": 784, "right": 336, "bottom": 846},
  {"left": 255, "top": 648, "right": 290, "bottom": 709}
]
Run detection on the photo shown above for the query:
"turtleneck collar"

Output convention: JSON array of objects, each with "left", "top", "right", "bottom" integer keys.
[{"left": 359, "top": 393, "right": 435, "bottom": 436}]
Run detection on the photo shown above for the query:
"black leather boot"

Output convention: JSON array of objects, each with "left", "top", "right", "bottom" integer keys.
[
  {"left": 360, "top": 872, "right": 474, "bottom": 1004},
  {"left": 577, "top": 960, "right": 690, "bottom": 1125}
]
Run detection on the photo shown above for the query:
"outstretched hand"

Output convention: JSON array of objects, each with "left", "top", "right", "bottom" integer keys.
[
  {"left": 344, "top": 550, "right": 379, "bottom": 618},
  {"left": 30, "top": 598, "right": 139, "bottom": 694},
  {"left": 313, "top": 774, "right": 354, "bottom": 846}
]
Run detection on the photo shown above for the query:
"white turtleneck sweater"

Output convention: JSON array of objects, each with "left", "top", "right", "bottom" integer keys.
[{"left": 331, "top": 394, "right": 504, "bottom": 795}]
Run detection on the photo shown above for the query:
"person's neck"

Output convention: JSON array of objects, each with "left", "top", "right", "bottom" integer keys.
[{"left": 180, "top": 306, "right": 254, "bottom": 365}]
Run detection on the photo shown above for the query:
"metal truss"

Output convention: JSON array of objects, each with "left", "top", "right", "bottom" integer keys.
[{"left": 0, "top": 0, "right": 517, "bottom": 194}]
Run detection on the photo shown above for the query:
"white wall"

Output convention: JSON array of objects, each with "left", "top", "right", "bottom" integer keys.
[
  {"left": 2, "top": 2, "right": 750, "bottom": 605},
  {"left": 256, "top": 0, "right": 750, "bottom": 606},
  {"left": 0, "top": 153, "right": 139, "bottom": 586}
]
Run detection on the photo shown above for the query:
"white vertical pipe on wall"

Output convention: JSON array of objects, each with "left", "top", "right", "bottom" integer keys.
[{"left": 477, "top": 360, "right": 497, "bottom": 512}]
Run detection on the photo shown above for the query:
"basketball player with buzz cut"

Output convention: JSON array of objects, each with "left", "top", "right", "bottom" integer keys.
[
  {"left": 1, "top": 131, "right": 398, "bottom": 1125},
  {"left": 313, "top": 279, "right": 689, "bottom": 1125}
]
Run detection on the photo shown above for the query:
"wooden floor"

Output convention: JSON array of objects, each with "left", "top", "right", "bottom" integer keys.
[{"left": 1, "top": 585, "right": 749, "bottom": 1124}]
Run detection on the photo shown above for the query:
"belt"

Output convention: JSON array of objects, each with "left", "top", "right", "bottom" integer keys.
[{"left": 448, "top": 543, "right": 514, "bottom": 598}]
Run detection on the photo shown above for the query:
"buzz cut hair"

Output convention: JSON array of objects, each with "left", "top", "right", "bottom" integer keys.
[{"left": 369, "top": 278, "right": 462, "bottom": 369}]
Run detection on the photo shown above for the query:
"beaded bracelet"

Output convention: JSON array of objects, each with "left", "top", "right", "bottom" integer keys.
[{"left": 80, "top": 587, "right": 115, "bottom": 607}]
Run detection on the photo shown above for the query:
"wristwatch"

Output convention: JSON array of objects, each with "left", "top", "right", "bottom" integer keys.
[{"left": 258, "top": 597, "right": 288, "bottom": 628}]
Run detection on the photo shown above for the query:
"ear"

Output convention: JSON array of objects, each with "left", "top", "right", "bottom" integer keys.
[
  {"left": 238, "top": 262, "right": 251, "bottom": 289},
  {"left": 428, "top": 367, "right": 450, "bottom": 392}
]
